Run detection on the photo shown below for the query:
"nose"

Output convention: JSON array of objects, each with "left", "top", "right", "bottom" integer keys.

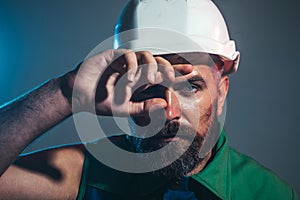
[
  {"left": 131, "top": 85, "right": 181, "bottom": 127},
  {"left": 164, "top": 89, "right": 181, "bottom": 121}
]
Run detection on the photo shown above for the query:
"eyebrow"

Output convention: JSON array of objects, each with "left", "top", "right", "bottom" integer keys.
[
  {"left": 188, "top": 76, "right": 207, "bottom": 89},
  {"left": 188, "top": 77, "right": 206, "bottom": 85}
]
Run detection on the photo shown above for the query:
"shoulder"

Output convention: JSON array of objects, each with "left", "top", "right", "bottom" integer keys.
[
  {"left": 0, "top": 145, "right": 85, "bottom": 199},
  {"left": 228, "top": 147, "right": 297, "bottom": 200}
]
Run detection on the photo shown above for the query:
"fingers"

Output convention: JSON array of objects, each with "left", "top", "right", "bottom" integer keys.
[
  {"left": 172, "top": 64, "right": 194, "bottom": 76},
  {"left": 123, "top": 51, "right": 138, "bottom": 82},
  {"left": 136, "top": 51, "right": 158, "bottom": 84},
  {"left": 155, "top": 56, "right": 175, "bottom": 82},
  {"left": 154, "top": 57, "right": 195, "bottom": 81},
  {"left": 129, "top": 98, "right": 167, "bottom": 116},
  {"left": 110, "top": 50, "right": 159, "bottom": 84},
  {"left": 92, "top": 49, "right": 197, "bottom": 117},
  {"left": 111, "top": 50, "right": 194, "bottom": 85}
]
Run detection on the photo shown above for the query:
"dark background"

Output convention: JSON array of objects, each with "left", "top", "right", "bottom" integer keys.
[{"left": 0, "top": 0, "right": 299, "bottom": 195}]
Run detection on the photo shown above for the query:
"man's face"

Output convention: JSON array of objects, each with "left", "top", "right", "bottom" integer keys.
[{"left": 126, "top": 52, "right": 228, "bottom": 178}]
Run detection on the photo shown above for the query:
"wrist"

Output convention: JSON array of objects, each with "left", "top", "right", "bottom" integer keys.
[
  {"left": 59, "top": 61, "right": 85, "bottom": 113},
  {"left": 56, "top": 73, "right": 75, "bottom": 115}
]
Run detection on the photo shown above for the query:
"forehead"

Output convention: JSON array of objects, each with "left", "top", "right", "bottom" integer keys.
[
  {"left": 156, "top": 52, "right": 219, "bottom": 84},
  {"left": 158, "top": 52, "right": 220, "bottom": 67}
]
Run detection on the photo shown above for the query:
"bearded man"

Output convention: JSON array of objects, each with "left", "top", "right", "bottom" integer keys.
[{"left": 0, "top": 0, "right": 297, "bottom": 199}]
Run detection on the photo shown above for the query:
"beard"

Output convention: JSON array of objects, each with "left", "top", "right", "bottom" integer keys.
[{"left": 125, "top": 101, "right": 220, "bottom": 179}]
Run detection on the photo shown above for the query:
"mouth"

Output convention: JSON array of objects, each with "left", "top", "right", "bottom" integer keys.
[
  {"left": 159, "top": 136, "right": 180, "bottom": 142},
  {"left": 154, "top": 132, "right": 179, "bottom": 142},
  {"left": 132, "top": 120, "right": 197, "bottom": 152}
]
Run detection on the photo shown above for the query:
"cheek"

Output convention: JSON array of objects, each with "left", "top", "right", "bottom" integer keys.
[
  {"left": 180, "top": 91, "right": 213, "bottom": 132},
  {"left": 197, "top": 94, "right": 214, "bottom": 136}
]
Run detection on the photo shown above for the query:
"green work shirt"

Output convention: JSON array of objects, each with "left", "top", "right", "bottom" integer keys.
[{"left": 77, "top": 131, "right": 297, "bottom": 199}]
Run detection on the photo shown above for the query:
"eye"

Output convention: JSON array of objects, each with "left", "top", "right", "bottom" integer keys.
[
  {"left": 174, "top": 83, "right": 202, "bottom": 95},
  {"left": 182, "top": 84, "right": 200, "bottom": 92}
]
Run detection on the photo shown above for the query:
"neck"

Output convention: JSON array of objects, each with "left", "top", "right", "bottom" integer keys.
[{"left": 187, "top": 151, "right": 212, "bottom": 176}]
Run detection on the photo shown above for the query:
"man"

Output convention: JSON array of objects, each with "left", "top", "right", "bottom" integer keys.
[{"left": 0, "top": 0, "right": 297, "bottom": 199}]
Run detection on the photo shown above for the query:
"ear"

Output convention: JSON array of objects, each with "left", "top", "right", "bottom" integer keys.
[{"left": 217, "top": 76, "right": 229, "bottom": 116}]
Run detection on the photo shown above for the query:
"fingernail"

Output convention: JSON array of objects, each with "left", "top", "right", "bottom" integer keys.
[
  {"left": 149, "top": 74, "right": 155, "bottom": 83},
  {"left": 128, "top": 73, "right": 134, "bottom": 82},
  {"left": 168, "top": 72, "right": 175, "bottom": 81}
]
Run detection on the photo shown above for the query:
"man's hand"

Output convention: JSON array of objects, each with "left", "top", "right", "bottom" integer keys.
[{"left": 64, "top": 49, "right": 193, "bottom": 117}]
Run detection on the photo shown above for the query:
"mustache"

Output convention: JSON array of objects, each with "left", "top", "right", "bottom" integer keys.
[
  {"left": 155, "top": 120, "right": 180, "bottom": 138},
  {"left": 132, "top": 119, "right": 197, "bottom": 141},
  {"left": 130, "top": 120, "right": 203, "bottom": 154}
]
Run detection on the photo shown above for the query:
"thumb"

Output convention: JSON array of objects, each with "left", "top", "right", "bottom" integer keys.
[{"left": 129, "top": 98, "right": 167, "bottom": 116}]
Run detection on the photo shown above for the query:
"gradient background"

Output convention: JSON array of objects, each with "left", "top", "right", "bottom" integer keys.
[{"left": 0, "top": 0, "right": 299, "bottom": 195}]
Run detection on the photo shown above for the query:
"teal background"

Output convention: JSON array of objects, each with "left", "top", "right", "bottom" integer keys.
[{"left": 0, "top": 0, "right": 299, "bottom": 195}]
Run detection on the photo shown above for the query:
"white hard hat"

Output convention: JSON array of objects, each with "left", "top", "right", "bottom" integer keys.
[{"left": 114, "top": 0, "right": 240, "bottom": 74}]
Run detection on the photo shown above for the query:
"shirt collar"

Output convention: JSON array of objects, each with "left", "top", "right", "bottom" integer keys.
[{"left": 191, "top": 129, "right": 230, "bottom": 199}]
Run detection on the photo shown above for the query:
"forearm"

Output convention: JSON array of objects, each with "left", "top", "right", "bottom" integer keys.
[{"left": 0, "top": 76, "right": 72, "bottom": 175}]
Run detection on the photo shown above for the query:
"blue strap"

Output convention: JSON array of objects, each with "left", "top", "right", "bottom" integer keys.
[
  {"left": 83, "top": 177, "right": 199, "bottom": 200},
  {"left": 163, "top": 190, "right": 198, "bottom": 200},
  {"left": 163, "top": 177, "right": 198, "bottom": 200}
]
